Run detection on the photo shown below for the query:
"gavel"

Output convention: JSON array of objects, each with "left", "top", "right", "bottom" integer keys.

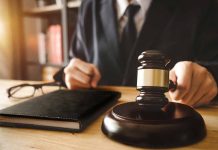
[{"left": 102, "top": 50, "right": 206, "bottom": 148}]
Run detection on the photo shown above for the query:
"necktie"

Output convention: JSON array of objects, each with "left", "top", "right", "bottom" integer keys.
[{"left": 120, "top": 4, "right": 140, "bottom": 70}]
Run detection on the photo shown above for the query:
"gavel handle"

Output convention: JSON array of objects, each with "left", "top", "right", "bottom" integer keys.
[{"left": 169, "top": 80, "right": 177, "bottom": 91}]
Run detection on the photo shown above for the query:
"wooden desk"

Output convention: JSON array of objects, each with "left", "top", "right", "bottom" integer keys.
[{"left": 0, "top": 79, "right": 218, "bottom": 150}]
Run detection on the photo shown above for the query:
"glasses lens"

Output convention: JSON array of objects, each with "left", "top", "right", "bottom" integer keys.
[
  {"left": 41, "top": 86, "right": 60, "bottom": 94},
  {"left": 10, "top": 86, "right": 35, "bottom": 99}
]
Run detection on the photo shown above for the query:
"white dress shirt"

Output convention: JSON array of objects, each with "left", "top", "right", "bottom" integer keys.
[{"left": 116, "top": 0, "right": 152, "bottom": 38}]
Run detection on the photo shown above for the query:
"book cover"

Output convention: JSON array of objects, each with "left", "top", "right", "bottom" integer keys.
[{"left": 0, "top": 89, "right": 121, "bottom": 132}]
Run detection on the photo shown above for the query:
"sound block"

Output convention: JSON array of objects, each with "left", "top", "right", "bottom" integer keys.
[{"left": 102, "top": 102, "right": 206, "bottom": 148}]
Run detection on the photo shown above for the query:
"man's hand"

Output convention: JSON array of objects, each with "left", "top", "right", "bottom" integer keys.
[
  {"left": 169, "top": 61, "right": 218, "bottom": 107},
  {"left": 64, "top": 58, "right": 101, "bottom": 90}
]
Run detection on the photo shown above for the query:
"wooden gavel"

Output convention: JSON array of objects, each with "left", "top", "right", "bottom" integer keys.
[{"left": 102, "top": 50, "right": 206, "bottom": 148}]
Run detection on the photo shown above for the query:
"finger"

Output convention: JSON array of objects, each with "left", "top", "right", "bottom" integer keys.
[
  {"left": 65, "top": 74, "right": 74, "bottom": 89},
  {"left": 184, "top": 81, "right": 205, "bottom": 106},
  {"left": 208, "top": 70, "right": 218, "bottom": 89},
  {"left": 194, "top": 99, "right": 209, "bottom": 108},
  {"left": 186, "top": 67, "right": 217, "bottom": 107},
  {"left": 64, "top": 59, "right": 77, "bottom": 73},
  {"left": 182, "top": 67, "right": 204, "bottom": 105},
  {"left": 169, "top": 69, "right": 177, "bottom": 83},
  {"left": 65, "top": 74, "right": 91, "bottom": 90},
  {"left": 90, "top": 65, "right": 101, "bottom": 87},
  {"left": 69, "top": 68, "right": 92, "bottom": 85},
  {"left": 169, "top": 69, "right": 177, "bottom": 92},
  {"left": 193, "top": 93, "right": 211, "bottom": 108},
  {"left": 169, "top": 62, "right": 193, "bottom": 100},
  {"left": 193, "top": 82, "right": 218, "bottom": 107},
  {"left": 73, "top": 59, "right": 94, "bottom": 76},
  {"left": 169, "top": 69, "right": 176, "bottom": 99}
]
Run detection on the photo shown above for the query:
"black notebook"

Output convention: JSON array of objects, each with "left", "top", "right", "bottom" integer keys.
[{"left": 0, "top": 89, "right": 121, "bottom": 132}]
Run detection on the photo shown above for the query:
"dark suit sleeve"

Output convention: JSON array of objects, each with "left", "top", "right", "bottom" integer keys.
[
  {"left": 53, "top": 0, "right": 93, "bottom": 85},
  {"left": 69, "top": 0, "right": 93, "bottom": 61},
  {"left": 193, "top": 0, "right": 218, "bottom": 101},
  {"left": 194, "top": 0, "right": 218, "bottom": 85}
]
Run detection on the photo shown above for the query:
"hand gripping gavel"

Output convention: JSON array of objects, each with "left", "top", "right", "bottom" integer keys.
[{"left": 102, "top": 50, "right": 206, "bottom": 148}]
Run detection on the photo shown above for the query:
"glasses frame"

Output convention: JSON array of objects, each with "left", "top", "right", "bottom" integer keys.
[{"left": 7, "top": 82, "right": 62, "bottom": 99}]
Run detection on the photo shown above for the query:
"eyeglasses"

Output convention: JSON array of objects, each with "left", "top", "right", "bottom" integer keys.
[{"left": 7, "top": 82, "right": 64, "bottom": 99}]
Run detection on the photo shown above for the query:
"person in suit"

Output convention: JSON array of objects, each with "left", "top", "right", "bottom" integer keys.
[{"left": 55, "top": 0, "right": 218, "bottom": 107}]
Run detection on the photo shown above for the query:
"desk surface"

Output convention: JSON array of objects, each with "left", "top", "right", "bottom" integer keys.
[{"left": 0, "top": 79, "right": 218, "bottom": 150}]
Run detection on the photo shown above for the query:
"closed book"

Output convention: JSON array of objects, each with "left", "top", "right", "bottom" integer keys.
[{"left": 0, "top": 89, "right": 121, "bottom": 132}]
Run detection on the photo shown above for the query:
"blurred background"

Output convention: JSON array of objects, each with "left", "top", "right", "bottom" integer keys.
[{"left": 0, "top": 0, "right": 80, "bottom": 81}]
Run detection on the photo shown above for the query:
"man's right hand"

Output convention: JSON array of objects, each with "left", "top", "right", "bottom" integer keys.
[{"left": 64, "top": 58, "right": 101, "bottom": 90}]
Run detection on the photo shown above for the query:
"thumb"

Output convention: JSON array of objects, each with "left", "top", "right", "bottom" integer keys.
[
  {"left": 169, "top": 68, "right": 177, "bottom": 100},
  {"left": 90, "top": 65, "right": 101, "bottom": 88},
  {"left": 169, "top": 69, "right": 177, "bottom": 84}
]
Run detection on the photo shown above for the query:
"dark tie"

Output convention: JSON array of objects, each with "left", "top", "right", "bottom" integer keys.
[{"left": 120, "top": 4, "right": 140, "bottom": 70}]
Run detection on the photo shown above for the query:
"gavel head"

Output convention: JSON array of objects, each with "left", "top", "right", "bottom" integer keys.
[{"left": 136, "top": 50, "right": 171, "bottom": 109}]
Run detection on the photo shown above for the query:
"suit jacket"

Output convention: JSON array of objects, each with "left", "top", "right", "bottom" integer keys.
[{"left": 54, "top": 0, "right": 218, "bottom": 87}]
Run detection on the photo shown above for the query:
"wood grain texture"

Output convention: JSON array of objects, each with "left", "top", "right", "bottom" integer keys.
[{"left": 0, "top": 79, "right": 217, "bottom": 150}]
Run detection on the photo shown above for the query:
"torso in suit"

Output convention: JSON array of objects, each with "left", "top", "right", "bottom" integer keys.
[{"left": 65, "top": 0, "right": 218, "bottom": 86}]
